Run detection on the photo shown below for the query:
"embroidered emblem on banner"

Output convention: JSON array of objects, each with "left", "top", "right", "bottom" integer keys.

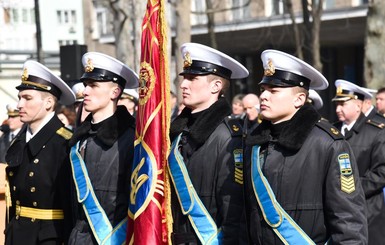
[
  {"left": 338, "top": 153, "right": 355, "bottom": 194},
  {"left": 138, "top": 61, "right": 155, "bottom": 105},
  {"left": 233, "top": 149, "right": 243, "bottom": 185}
]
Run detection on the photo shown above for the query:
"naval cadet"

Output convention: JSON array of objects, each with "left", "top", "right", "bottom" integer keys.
[
  {"left": 68, "top": 52, "right": 138, "bottom": 244},
  {"left": 168, "top": 43, "right": 248, "bottom": 244},
  {"left": 333, "top": 79, "right": 385, "bottom": 245},
  {"left": 0, "top": 104, "right": 23, "bottom": 163},
  {"left": 5, "top": 60, "right": 76, "bottom": 244},
  {"left": 244, "top": 50, "right": 368, "bottom": 244},
  {"left": 360, "top": 87, "right": 385, "bottom": 124}
]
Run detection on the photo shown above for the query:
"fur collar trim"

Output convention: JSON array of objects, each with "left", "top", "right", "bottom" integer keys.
[
  {"left": 170, "top": 97, "right": 231, "bottom": 146},
  {"left": 69, "top": 106, "right": 135, "bottom": 147},
  {"left": 246, "top": 104, "right": 320, "bottom": 151}
]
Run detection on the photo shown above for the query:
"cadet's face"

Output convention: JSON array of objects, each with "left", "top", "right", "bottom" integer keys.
[
  {"left": 17, "top": 90, "right": 50, "bottom": 126},
  {"left": 335, "top": 100, "right": 361, "bottom": 124},
  {"left": 376, "top": 92, "right": 385, "bottom": 114},
  {"left": 180, "top": 74, "right": 217, "bottom": 113},
  {"left": 82, "top": 80, "right": 117, "bottom": 114},
  {"left": 259, "top": 85, "right": 299, "bottom": 124}
]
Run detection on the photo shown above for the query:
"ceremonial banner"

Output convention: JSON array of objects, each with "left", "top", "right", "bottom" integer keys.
[{"left": 127, "top": 0, "right": 171, "bottom": 244}]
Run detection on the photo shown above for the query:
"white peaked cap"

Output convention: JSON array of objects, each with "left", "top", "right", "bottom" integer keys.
[
  {"left": 17, "top": 60, "right": 75, "bottom": 105},
  {"left": 260, "top": 49, "right": 328, "bottom": 90},
  {"left": 179, "top": 43, "right": 249, "bottom": 79}
]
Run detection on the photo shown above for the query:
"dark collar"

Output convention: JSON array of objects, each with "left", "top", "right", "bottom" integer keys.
[
  {"left": 28, "top": 115, "right": 64, "bottom": 156},
  {"left": 69, "top": 106, "right": 135, "bottom": 147},
  {"left": 170, "top": 97, "right": 231, "bottom": 146},
  {"left": 344, "top": 113, "right": 366, "bottom": 139},
  {"left": 246, "top": 104, "right": 321, "bottom": 151}
]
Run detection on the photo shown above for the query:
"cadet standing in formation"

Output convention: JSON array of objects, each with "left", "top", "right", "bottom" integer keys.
[
  {"left": 332, "top": 79, "right": 385, "bottom": 244},
  {"left": 168, "top": 43, "right": 248, "bottom": 244},
  {"left": 68, "top": 52, "right": 138, "bottom": 244},
  {"left": 5, "top": 60, "right": 75, "bottom": 244},
  {"left": 243, "top": 50, "right": 368, "bottom": 244}
]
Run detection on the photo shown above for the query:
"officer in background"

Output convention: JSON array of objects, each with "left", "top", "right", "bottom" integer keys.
[
  {"left": 332, "top": 79, "right": 385, "bottom": 244},
  {"left": 68, "top": 52, "right": 138, "bottom": 244},
  {"left": 118, "top": 88, "right": 139, "bottom": 117},
  {"left": 5, "top": 60, "right": 75, "bottom": 244},
  {"left": 375, "top": 87, "right": 385, "bottom": 116},
  {"left": 242, "top": 93, "right": 260, "bottom": 134},
  {"left": 0, "top": 104, "right": 23, "bottom": 163},
  {"left": 244, "top": 50, "right": 367, "bottom": 244},
  {"left": 361, "top": 87, "right": 385, "bottom": 124},
  {"left": 169, "top": 43, "right": 248, "bottom": 244}
]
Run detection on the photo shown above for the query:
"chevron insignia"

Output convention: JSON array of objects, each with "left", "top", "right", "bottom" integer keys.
[{"left": 341, "top": 175, "right": 355, "bottom": 194}]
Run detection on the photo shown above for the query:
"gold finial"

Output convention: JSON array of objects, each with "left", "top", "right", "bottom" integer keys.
[
  {"left": 264, "top": 59, "right": 275, "bottom": 76},
  {"left": 21, "top": 68, "right": 28, "bottom": 81},
  {"left": 84, "top": 58, "right": 94, "bottom": 72},
  {"left": 183, "top": 52, "right": 192, "bottom": 68}
]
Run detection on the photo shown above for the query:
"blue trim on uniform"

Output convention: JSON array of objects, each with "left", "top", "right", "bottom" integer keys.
[
  {"left": 251, "top": 145, "right": 316, "bottom": 244},
  {"left": 70, "top": 142, "right": 127, "bottom": 244},
  {"left": 168, "top": 134, "right": 222, "bottom": 244}
]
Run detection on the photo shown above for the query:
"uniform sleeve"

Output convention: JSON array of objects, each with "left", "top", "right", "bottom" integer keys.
[
  {"left": 360, "top": 129, "right": 385, "bottom": 198},
  {"left": 324, "top": 139, "right": 368, "bottom": 244},
  {"left": 216, "top": 134, "right": 246, "bottom": 245}
]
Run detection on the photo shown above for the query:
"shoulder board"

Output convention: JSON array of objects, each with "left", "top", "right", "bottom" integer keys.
[
  {"left": 366, "top": 119, "right": 385, "bottom": 129},
  {"left": 56, "top": 127, "right": 73, "bottom": 140},
  {"left": 315, "top": 118, "right": 343, "bottom": 140},
  {"left": 224, "top": 116, "right": 243, "bottom": 137}
]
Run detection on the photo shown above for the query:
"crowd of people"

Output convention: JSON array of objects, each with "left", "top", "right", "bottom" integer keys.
[{"left": 0, "top": 42, "right": 384, "bottom": 245}]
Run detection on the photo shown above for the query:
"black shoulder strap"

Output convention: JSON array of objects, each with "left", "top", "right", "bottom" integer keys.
[
  {"left": 366, "top": 119, "right": 385, "bottom": 129},
  {"left": 315, "top": 118, "right": 344, "bottom": 140},
  {"left": 224, "top": 116, "right": 243, "bottom": 137}
]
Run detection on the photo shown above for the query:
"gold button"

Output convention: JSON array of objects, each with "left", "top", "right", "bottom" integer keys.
[
  {"left": 29, "top": 172, "right": 34, "bottom": 177},
  {"left": 31, "top": 218, "right": 35, "bottom": 222},
  {"left": 33, "top": 159, "right": 39, "bottom": 164},
  {"left": 30, "top": 187, "right": 36, "bottom": 193},
  {"left": 16, "top": 200, "right": 20, "bottom": 205},
  {"left": 9, "top": 171, "right": 13, "bottom": 177},
  {"left": 33, "top": 202, "right": 37, "bottom": 207},
  {"left": 13, "top": 186, "right": 16, "bottom": 191}
]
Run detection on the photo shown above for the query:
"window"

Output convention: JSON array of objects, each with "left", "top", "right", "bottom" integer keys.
[
  {"left": 271, "top": 0, "right": 287, "bottom": 15},
  {"left": 191, "top": 0, "right": 207, "bottom": 25},
  {"left": 232, "top": 0, "right": 250, "bottom": 20},
  {"left": 11, "top": 8, "right": 19, "bottom": 23}
]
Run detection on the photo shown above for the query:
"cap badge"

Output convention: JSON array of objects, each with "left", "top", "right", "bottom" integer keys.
[
  {"left": 21, "top": 68, "right": 28, "bottom": 81},
  {"left": 264, "top": 59, "right": 275, "bottom": 76},
  {"left": 85, "top": 58, "right": 94, "bottom": 73},
  {"left": 336, "top": 86, "right": 343, "bottom": 95},
  {"left": 183, "top": 52, "right": 192, "bottom": 68}
]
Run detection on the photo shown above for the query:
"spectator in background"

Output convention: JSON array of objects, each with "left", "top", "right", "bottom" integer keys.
[
  {"left": 118, "top": 88, "right": 139, "bottom": 117},
  {"left": 0, "top": 104, "right": 23, "bottom": 163},
  {"left": 242, "top": 93, "right": 260, "bottom": 134},
  {"left": 57, "top": 106, "right": 77, "bottom": 130},
  {"left": 375, "top": 87, "right": 385, "bottom": 116},
  {"left": 231, "top": 93, "right": 245, "bottom": 118}
]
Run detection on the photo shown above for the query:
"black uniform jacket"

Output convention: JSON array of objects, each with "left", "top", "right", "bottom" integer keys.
[
  {"left": 335, "top": 113, "right": 385, "bottom": 245},
  {"left": 68, "top": 106, "right": 135, "bottom": 244},
  {"left": 169, "top": 98, "right": 245, "bottom": 245},
  {"left": 0, "top": 130, "right": 11, "bottom": 163},
  {"left": 5, "top": 115, "right": 73, "bottom": 244},
  {"left": 244, "top": 104, "right": 368, "bottom": 244}
]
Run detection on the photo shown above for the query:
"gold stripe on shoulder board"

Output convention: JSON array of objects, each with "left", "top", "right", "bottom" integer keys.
[{"left": 56, "top": 127, "right": 73, "bottom": 140}]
